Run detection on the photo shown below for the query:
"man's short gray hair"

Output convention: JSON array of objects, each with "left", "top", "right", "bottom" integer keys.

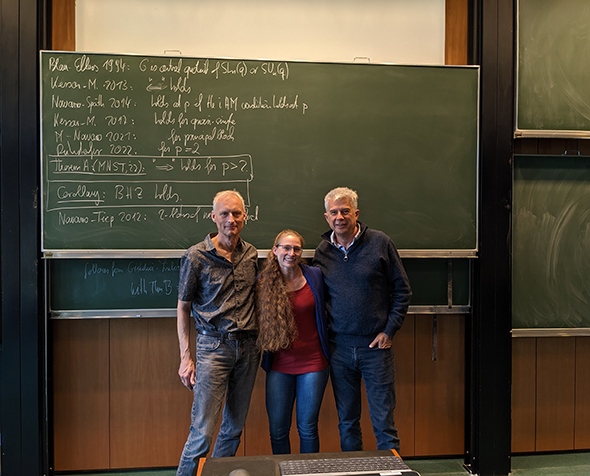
[
  {"left": 324, "top": 187, "right": 358, "bottom": 212},
  {"left": 213, "top": 190, "right": 246, "bottom": 211}
]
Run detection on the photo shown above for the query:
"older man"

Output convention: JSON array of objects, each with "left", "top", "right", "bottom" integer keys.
[
  {"left": 176, "top": 190, "right": 259, "bottom": 476},
  {"left": 313, "top": 187, "right": 412, "bottom": 452}
]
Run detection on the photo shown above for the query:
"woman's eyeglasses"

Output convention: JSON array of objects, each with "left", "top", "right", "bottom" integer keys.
[{"left": 275, "top": 244, "right": 303, "bottom": 254}]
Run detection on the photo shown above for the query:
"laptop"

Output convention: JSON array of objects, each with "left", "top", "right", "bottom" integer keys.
[{"left": 278, "top": 453, "right": 420, "bottom": 476}]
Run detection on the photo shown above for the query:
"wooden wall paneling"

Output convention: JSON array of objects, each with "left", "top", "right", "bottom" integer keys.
[
  {"left": 511, "top": 337, "right": 536, "bottom": 452},
  {"left": 535, "top": 337, "right": 576, "bottom": 452},
  {"left": 52, "top": 319, "right": 110, "bottom": 471},
  {"left": 109, "top": 318, "right": 193, "bottom": 468},
  {"left": 562, "top": 139, "right": 582, "bottom": 155},
  {"left": 577, "top": 140, "right": 590, "bottom": 156},
  {"left": 538, "top": 139, "right": 566, "bottom": 155},
  {"left": 516, "top": 138, "right": 590, "bottom": 156},
  {"left": 414, "top": 315, "right": 465, "bottom": 456},
  {"left": 537, "top": 138, "right": 582, "bottom": 156},
  {"left": 316, "top": 379, "right": 343, "bottom": 453},
  {"left": 51, "top": 0, "right": 76, "bottom": 51},
  {"left": 243, "top": 369, "right": 272, "bottom": 455},
  {"left": 445, "top": 0, "right": 469, "bottom": 65},
  {"left": 513, "top": 138, "right": 539, "bottom": 155},
  {"left": 393, "top": 314, "right": 416, "bottom": 457},
  {"left": 575, "top": 337, "right": 590, "bottom": 449}
]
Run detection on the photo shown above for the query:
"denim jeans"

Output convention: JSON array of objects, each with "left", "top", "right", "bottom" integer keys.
[
  {"left": 265, "top": 367, "right": 329, "bottom": 454},
  {"left": 329, "top": 341, "right": 399, "bottom": 451},
  {"left": 176, "top": 334, "right": 260, "bottom": 476}
]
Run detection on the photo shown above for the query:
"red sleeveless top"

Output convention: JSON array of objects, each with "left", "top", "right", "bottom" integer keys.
[{"left": 271, "top": 282, "right": 328, "bottom": 374}]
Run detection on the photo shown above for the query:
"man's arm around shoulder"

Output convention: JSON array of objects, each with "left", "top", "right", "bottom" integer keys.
[{"left": 177, "top": 300, "right": 195, "bottom": 390}]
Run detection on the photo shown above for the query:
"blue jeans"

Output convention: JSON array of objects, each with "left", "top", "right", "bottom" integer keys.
[
  {"left": 329, "top": 341, "right": 399, "bottom": 451},
  {"left": 176, "top": 334, "right": 260, "bottom": 476},
  {"left": 265, "top": 367, "right": 329, "bottom": 454}
]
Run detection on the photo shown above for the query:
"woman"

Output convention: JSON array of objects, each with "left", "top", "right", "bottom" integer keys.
[{"left": 256, "top": 229, "right": 329, "bottom": 454}]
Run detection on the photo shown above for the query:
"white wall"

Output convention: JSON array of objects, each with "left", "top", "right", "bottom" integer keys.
[{"left": 76, "top": 0, "right": 445, "bottom": 64}]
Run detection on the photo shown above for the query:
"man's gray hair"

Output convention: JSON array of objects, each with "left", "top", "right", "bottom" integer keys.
[
  {"left": 324, "top": 187, "right": 358, "bottom": 211},
  {"left": 213, "top": 190, "right": 246, "bottom": 211}
]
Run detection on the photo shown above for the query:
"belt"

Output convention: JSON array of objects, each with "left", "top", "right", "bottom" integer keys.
[{"left": 198, "top": 329, "right": 257, "bottom": 340}]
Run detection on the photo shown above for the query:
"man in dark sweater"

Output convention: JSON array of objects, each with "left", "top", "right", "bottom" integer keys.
[{"left": 313, "top": 187, "right": 412, "bottom": 452}]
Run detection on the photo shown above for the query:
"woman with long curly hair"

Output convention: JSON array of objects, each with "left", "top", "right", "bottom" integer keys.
[{"left": 256, "top": 229, "right": 329, "bottom": 454}]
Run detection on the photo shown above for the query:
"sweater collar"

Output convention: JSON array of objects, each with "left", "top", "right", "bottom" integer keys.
[
  {"left": 321, "top": 221, "right": 367, "bottom": 248},
  {"left": 329, "top": 224, "right": 361, "bottom": 251}
]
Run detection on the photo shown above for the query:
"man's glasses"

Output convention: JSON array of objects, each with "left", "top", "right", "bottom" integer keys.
[{"left": 276, "top": 244, "right": 303, "bottom": 254}]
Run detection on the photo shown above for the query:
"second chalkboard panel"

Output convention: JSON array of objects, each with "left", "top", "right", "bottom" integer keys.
[{"left": 513, "top": 154, "right": 590, "bottom": 328}]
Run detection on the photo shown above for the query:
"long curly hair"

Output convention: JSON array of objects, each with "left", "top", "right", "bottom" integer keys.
[{"left": 255, "top": 230, "right": 305, "bottom": 352}]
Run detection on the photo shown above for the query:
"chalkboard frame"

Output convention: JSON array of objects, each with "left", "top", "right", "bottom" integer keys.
[{"left": 40, "top": 51, "right": 480, "bottom": 257}]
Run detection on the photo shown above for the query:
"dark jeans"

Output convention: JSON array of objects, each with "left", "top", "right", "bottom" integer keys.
[
  {"left": 176, "top": 334, "right": 260, "bottom": 476},
  {"left": 265, "top": 367, "right": 329, "bottom": 454},
  {"left": 329, "top": 341, "right": 399, "bottom": 451}
]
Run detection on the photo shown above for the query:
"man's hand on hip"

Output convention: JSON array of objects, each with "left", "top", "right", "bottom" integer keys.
[{"left": 369, "top": 332, "right": 392, "bottom": 349}]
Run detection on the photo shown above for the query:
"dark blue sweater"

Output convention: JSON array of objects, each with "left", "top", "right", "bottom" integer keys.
[{"left": 313, "top": 222, "right": 412, "bottom": 347}]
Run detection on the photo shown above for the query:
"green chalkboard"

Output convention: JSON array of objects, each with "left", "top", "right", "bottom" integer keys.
[
  {"left": 49, "top": 258, "right": 470, "bottom": 315},
  {"left": 50, "top": 258, "right": 180, "bottom": 312},
  {"left": 41, "top": 51, "right": 479, "bottom": 252},
  {"left": 513, "top": 155, "right": 590, "bottom": 328},
  {"left": 517, "top": 0, "right": 590, "bottom": 134}
]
